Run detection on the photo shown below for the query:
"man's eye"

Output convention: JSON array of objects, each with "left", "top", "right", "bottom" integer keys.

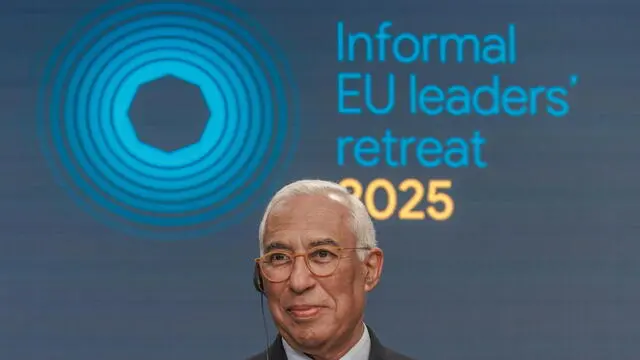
[
  {"left": 269, "top": 253, "right": 290, "bottom": 262},
  {"left": 310, "top": 249, "right": 337, "bottom": 258},
  {"left": 316, "top": 250, "right": 330, "bottom": 257}
]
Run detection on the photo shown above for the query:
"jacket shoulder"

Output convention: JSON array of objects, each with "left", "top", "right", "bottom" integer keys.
[
  {"left": 367, "top": 325, "right": 415, "bottom": 360},
  {"left": 245, "top": 350, "right": 268, "bottom": 360}
]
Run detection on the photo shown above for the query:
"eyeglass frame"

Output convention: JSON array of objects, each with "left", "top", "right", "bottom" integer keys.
[{"left": 254, "top": 246, "right": 372, "bottom": 283}]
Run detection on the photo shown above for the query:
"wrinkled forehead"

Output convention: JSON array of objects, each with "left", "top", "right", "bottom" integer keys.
[{"left": 262, "top": 194, "right": 355, "bottom": 251}]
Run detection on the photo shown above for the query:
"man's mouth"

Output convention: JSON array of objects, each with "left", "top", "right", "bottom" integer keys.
[{"left": 287, "top": 305, "right": 323, "bottom": 319}]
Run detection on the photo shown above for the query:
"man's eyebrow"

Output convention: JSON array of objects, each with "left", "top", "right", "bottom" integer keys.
[
  {"left": 264, "top": 242, "right": 292, "bottom": 253},
  {"left": 309, "top": 238, "right": 340, "bottom": 248}
]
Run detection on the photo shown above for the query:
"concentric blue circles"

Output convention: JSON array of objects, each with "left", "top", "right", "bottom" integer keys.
[{"left": 36, "top": 0, "right": 300, "bottom": 240}]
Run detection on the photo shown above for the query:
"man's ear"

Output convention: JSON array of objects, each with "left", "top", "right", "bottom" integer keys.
[{"left": 363, "top": 248, "right": 384, "bottom": 292}]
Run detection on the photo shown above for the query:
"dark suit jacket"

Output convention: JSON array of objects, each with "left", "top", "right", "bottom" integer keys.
[{"left": 246, "top": 325, "right": 414, "bottom": 360}]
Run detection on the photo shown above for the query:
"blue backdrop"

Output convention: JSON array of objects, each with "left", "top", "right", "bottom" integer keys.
[{"left": 1, "top": 0, "right": 639, "bottom": 359}]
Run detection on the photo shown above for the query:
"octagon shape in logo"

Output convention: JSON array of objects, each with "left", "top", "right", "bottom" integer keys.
[{"left": 37, "top": 0, "right": 299, "bottom": 240}]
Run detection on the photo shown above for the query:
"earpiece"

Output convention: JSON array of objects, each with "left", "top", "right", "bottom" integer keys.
[
  {"left": 253, "top": 263, "right": 265, "bottom": 294},
  {"left": 253, "top": 263, "right": 271, "bottom": 360}
]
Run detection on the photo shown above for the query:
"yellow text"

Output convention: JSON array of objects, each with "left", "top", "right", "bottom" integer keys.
[{"left": 339, "top": 178, "right": 454, "bottom": 221}]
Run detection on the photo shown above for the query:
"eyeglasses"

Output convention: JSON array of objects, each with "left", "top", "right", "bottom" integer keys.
[{"left": 255, "top": 246, "right": 370, "bottom": 283}]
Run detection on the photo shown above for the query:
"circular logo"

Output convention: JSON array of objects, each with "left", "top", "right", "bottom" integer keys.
[{"left": 36, "top": 0, "right": 299, "bottom": 240}]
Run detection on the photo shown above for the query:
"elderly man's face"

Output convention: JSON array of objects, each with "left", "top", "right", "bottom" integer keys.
[{"left": 261, "top": 194, "right": 383, "bottom": 354}]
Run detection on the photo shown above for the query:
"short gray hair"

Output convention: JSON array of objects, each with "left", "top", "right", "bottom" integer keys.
[{"left": 258, "top": 179, "right": 377, "bottom": 260}]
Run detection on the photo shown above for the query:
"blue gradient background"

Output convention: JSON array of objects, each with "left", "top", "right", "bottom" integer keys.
[
  {"left": 1, "top": 0, "right": 640, "bottom": 359},
  {"left": 37, "top": 1, "right": 298, "bottom": 239}
]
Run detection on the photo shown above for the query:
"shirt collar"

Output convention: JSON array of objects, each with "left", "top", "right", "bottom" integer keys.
[{"left": 282, "top": 323, "right": 371, "bottom": 360}]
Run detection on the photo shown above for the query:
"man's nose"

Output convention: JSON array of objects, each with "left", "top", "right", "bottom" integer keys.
[{"left": 288, "top": 256, "right": 315, "bottom": 294}]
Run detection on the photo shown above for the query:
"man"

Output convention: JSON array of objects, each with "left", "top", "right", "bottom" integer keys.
[{"left": 248, "top": 179, "right": 413, "bottom": 360}]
